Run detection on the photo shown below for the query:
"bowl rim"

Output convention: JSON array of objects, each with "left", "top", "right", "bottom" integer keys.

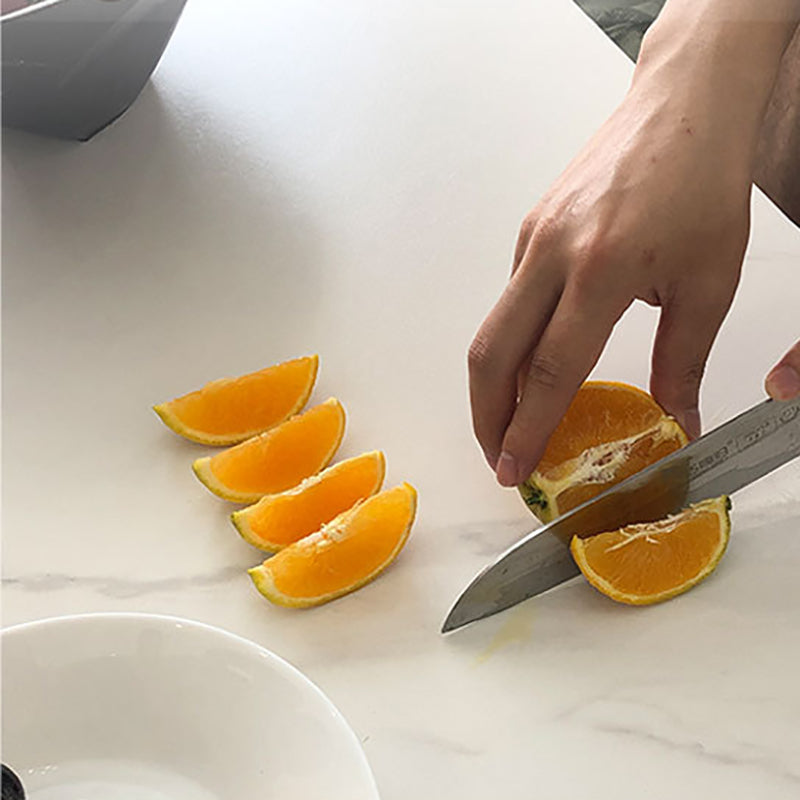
[
  {"left": 0, "top": 0, "right": 68, "bottom": 24},
  {"left": 1, "top": 611, "right": 380, "bottom": 798}
]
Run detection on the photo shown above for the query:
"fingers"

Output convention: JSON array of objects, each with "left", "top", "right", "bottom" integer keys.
[
  {"left": 649, "top": 284, "right": 735, "bottom": 439},
  {"left": 468, "top": 262, "right": 564, "bottom": 468},
  {"left": 765, "top": 340, "right": 800, "bottom": 400},
  {"left": 511, "top": 214, "right": 539, "bottom": 276},
  {"left": 496, "top": 281, "right": 629, "bottom": 486}
]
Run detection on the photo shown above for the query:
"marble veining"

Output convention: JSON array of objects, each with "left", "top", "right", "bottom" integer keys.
[
  {"left": 592, "top": 717, "right": 800, "bottom": 786},
  {"left": 2, "top": 565, "right": 242, "bottom": 599}
]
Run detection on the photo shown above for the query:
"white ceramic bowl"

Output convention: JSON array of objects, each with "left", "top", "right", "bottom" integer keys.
[{"left": 1, "top": 613, "right": 379, "bottom": 799}]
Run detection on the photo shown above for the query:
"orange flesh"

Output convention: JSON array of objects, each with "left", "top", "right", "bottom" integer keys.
[
  {"left": 243, "top": 452, "right": 385, "bottom": 548},
  {"left": 555, "top": 427, "right": 684, "bottom": 513},
  {"left": 265, "top": 485, "right": 415, "bottom": 599},
  {"left": 537, "top": 382, "right": 670, "bottom": 479},
  {"left": 576, "top": 508, "right": 723, "bottom": 596},
  {"left": 209, "top": 399, "right": 344, "bottom": 495},
  {"left": 164, "top": 356, "right": 317, "bottom": 437}
]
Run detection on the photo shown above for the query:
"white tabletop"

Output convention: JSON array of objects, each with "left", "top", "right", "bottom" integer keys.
[{"left": 3, "top": 1, "right": 800, "bottom": 797}]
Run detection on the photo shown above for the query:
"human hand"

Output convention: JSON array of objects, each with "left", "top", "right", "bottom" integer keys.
[
  {"left": 469, "top": 82, "right": 749, "bottom": 486},
  {"left": 766, "top": 341, "right": 800, "bottom": 400},
  {"left": 469, "top": 0, "right": 799, "bottom": 488}
]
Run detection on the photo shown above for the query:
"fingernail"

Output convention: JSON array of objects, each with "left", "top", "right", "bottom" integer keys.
[
  {"left": 483, "top": 450, "right": 499, "bottom": 471},
  {"left": 496, "top": 451, "right": 519, "bottom": 487},
  {"left": 766, "top": 364, "right": 800, "bottom": 401}
]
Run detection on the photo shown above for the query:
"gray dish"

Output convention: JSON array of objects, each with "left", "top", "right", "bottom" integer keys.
[{"left": 1, "top": 0, "right": 188, "bottom": 140}]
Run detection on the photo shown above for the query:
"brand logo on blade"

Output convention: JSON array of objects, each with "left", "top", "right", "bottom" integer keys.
[{"left": 688, "top": 400, "right": 800, "bottom": 480}]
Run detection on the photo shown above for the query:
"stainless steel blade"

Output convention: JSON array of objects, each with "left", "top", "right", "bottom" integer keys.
[{"left": 443, "top": 397, "right": 800, "bottom": 633}]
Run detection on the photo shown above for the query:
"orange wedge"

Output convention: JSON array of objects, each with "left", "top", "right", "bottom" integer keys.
[
  {"left": 248, "top": 483, "right": 417, "bottom": 608},
  {"left": 519, "top": 381, "right": 688, "bottom": 523},
  {"left": 193, "top": 398, "right": 345, "bottom": 503},
  {"left": 154, "top": 356, "right": 318, "bottom": 445},
  {"left": 570, "top": 496, "right": 731, "bottom": 605},
  {"left": 232, "top": 451, "right": 386, "bottom": 552}
]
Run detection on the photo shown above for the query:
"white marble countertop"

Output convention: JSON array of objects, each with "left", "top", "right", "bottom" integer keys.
[{"left": 3, "top": 1, "right": 800, "bottom": 797}]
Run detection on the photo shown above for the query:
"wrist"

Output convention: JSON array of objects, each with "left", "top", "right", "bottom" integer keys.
[{"left": 631, "top": 0, "right": 800, "bottom": 168}]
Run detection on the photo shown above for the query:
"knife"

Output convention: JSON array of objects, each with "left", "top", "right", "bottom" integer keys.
[{"left": 443, "top": 396, "right": 800, "bottom": 633}]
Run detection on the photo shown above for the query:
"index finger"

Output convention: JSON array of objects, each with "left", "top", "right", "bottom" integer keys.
[
  {"left": 468, "top": 262, "right": 564, "bottom": 468},
  {"left": 496, "top": 283, "right": 628, "bottom": 486}
]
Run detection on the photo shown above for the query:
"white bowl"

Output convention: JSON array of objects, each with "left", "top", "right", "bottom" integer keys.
[{"left": 1, "top": 613, "right": 379, "bottom": 799}]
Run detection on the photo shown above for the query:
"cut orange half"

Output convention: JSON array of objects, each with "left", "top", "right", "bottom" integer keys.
[
  {"left": 519, "top": 381, "right": 688, "bottom": 523},
  {"left": 193, "top": 398, "right": 345, "bottom": 503},
  {"left": 232, "top": 451, "right": 386, "bottom": 552},
  {"left": 154, "top": 355, "right": 318, "bottom": 445},
  {"left": 248, "top": 483, "right": 417, "bottom": 608},
  {"left": 570, "top": 496, "right": 731, "bottom": 605}
]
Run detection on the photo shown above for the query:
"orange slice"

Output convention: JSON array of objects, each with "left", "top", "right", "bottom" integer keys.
[
  {"left": 154, "top": 355, "right": 318, "bottom": 445},
  {"left": 193, "top": 398, "right": 345, "bottom": 503},
  {"left": 232, "top": 451, "right": 386, "bottom": 552},
  {"left": 519, "top": 381, "right": 688, "bottom": 523},
  {"left": 248, "top": 483, "right": 417, "bottom": 608},
  {"left": 570, "top": 496, "right": 731, "bottom": 605}
]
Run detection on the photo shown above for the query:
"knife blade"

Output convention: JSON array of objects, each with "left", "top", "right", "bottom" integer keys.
[{"left": 443, "top": 396, "right": 800, "bottom": 633}]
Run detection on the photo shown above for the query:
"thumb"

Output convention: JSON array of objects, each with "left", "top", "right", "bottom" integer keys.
[
  {"left": 649, "top": 292, "right": 733, "bottom": 439},
  {"left": 765, "top": 340, "right": 800, "bottom": 401}
]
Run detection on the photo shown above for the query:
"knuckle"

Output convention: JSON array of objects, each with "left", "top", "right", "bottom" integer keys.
[
  {"left": 524, "top": 352, "right": 562, "bottom": 391},
  {"left": 575, "top": 227, "right": 616, "bottom": 267},
  {"left": 568, "top": 234, "right": 622, "bottom": 301},
  {"left": 652, "top": 360, "right": 705, "bottom": 401},
  {"left": 514, "top": 214, "right": 567, "bottom": 276},
  {"left": 467, "top": 334, "right": 496, "bottom": 376},
  {"left": 513, "top": 213, "right": 541, "bottom": 269},
  {"left": 517, "top": 213, "right": 537, "bottom": 245},
  {"left": 530, "top": 215, "right": 563, "bottom": 250},
  {"left": 680, "top": 361, "right": 706, "bottom": 389}
]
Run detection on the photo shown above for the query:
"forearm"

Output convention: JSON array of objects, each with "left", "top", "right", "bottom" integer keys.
[
  {"left": 756, "top": 25, "right": 800, "bottom": 224},
  {"left": 633, "top": 0, "right": 800, "bottom": 171}
]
